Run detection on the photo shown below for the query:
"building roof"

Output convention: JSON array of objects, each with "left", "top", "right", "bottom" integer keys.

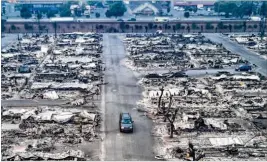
[
  {"left": 129, "top": 1, "right": 163, "bottom": 12},
  {"left": 132, "top": 2, "right": 159, "bottom": 14}
]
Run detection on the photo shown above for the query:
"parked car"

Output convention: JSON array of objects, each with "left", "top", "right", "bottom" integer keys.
[
  {"left": 235, "top": 65, "right": 252, "bottom": 71},
  {"left": 127, "top": 18, "right": 136, "bottom": 21},
  {"left": 18, "top": 65, "right": 31, "bottom": 73},
  {"left": 119, "top": 113, "right": 134, "bottom": 133},
  {"left": 117, "top": 19, "right": 124, "bottom": 21},
  {"left": 167, "top": 72, "right": 188, "bottom": 78}
]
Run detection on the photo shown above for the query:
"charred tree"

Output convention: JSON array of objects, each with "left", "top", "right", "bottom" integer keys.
[
  {"left": 166, "top": 108, "right": 178, "bottom": 138},
  {"left": 164, "top": 94, "right": 173, "bottom": 122},
  {"left": 157, "top": 86, "right": 164, "bottom": 113}
]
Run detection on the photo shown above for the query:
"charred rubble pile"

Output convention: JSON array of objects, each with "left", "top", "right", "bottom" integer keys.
[
  {"left": 139, "top": 71, "right": 267, "bottom": 160},
  {"left": 1, "top": 106, "right": 100, "bottom": 161},
  {"left": 1, "top": 35, "right": 54, "bottom": 100},
  {"left": 229, "top": 34, "right": 267, "bottom": 60},
  {"left": 22, "top": 33, "right": 103, "bottom": 105},
  {"left": 2, "top": 33, "right": 104, "bottom": 106},
  {"left": 123, "top": 34, "right": 247, "bottom": 71}
]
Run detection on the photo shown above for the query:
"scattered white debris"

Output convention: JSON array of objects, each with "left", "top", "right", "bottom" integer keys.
[{"left": 43, "top": 91, "right": 59, "bottom": 100}]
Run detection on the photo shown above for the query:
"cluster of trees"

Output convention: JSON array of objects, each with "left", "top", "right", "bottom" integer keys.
[
  {"left": 184, "top": 6, "right": 198, "bottom": 13},
  {"left": 60, "top": 2, "right": 72, "bottom": 17},
  {"left": 19, "top": 4, "right": 59, "bottom": 19},
  {"left": 214, "top": 1, "right": 267, "bottom": 18},
  {"left": 105, "top": 2, "right": 126, "bottom": 18},
  {"left": 20, "top": 5, "right": 32, "bottom": 19},
  {"left": 87, "top": 1, "right": 104, "bottom": 8}
]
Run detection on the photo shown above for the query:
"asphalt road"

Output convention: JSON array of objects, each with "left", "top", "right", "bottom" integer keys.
[
  {"left": 205, "top": 33, "right": 267, "bottom": 76},
  {"left": 101, "top": 34, "right": 154, "bottom": 160}
]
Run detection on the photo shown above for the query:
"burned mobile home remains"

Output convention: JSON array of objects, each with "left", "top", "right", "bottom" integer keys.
[
  {"left": 123, "top": 33, "right": 248, "bottom": 71},
  {"left": 123, "top": 33, "right": 267, "bottom": 160},
  {"left": 228, "top": 34, "right": 267, "bottom": 60},
  {"left": 1, "top": 32, "right": 104, "bottom": 160}
]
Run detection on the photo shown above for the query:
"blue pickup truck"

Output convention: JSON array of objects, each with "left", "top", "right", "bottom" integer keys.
[{"left": 235, "top": 65, "right": 252, "bottom": 71}]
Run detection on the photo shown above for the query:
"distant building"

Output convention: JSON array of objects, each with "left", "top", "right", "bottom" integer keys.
[
  {"left": 129, "top": 1, "right": 163, "bottom": 16},
  {"left": 174, "top": 0, "right": 215, "bottom": 7}
]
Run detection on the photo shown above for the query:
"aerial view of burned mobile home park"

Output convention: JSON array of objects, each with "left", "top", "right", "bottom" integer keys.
[{"left": 1, "top": 0, "right": 267, "bottom": 161}]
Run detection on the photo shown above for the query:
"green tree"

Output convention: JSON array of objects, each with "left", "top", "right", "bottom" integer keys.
[
  {"left": 148, "top": 22, "right": 153, "bottom": 29},
  {"left": 229, "top": 24, "right": 232, "bottom": 32},
  {"left": 260, "top": 2, "right": 267, "bottom": 17},
  {"left": 206, "top": 23, "right": 214, "bottom": 30},
  {"left": 193, "top": 7, "right": 198, "bottom": 13},
  {"left": 96, "top": 2, "right": 104, "bottom": 8},
  {"left": 192, "top": 23, "right": 198, "bottom": 30},
  {"left": 11, "top": 24, "right": 16, "bottom": 31},
  {"left": 47, "top": 11, "right": 57, "bottom": 18},
  {"left": 243, "top": 21, "right": 247, "bottom": 32},
  {"left": 125, "top": 24, "right": 130, "bottom": 30},
  {"left": 2, "top": 7, "right": 6, "bottom": 15},
  {"left": 235, "top": 2, "right": 254, "bottom": 18},
  {"left": 36, "top": 12, "right": 42, "bottom": 33},
  {"left": 105, "top": 2, "right": 126, "bottom": 18},
  {"left": 167, "top": 7, "right": 170, "bottom": 13},
  {"left": 74, "top": 8, "right": 82, "bottom": 17},
  {"left": 176, "top": 23, "right": 181, "bottom": 30},
  {"left": 217, "top": 22, "right": 224, "bottom": 29},
  {"left": 87, "top": 1, "right": 98, "bottom": 6},
  {"left": 20, "top": 5, "right": 32, "bottom": 19},
  {"left": 60, "top": 3, "right": 71, "bottom": 17},
  {"left": 1, "top": 19, "right": 6, "bottom": 32},
  {"left": 24, "top": 24, "right": 33, "bottom": 31},
  {"left": 214, "top": 2, "right": 255, "bottom": 18},
  {"left": 158, "top": 10, "right": 163, "bottom": 16},
  {"left": 105, "top": 10, "right": 111, "bottom": 18},
  {"left": 172, "top": 25, "right": 176, "bottom": 32},
  {"left": 119, "top": 21, "right": 125, "bottom": 32},
  {"left": 187, "top": 25, "right": 190, "bottom": 32},
  {"left": 214, "top": 2, "right": 237, "bottom": 15},
  {"left": 37, "top": 12, "right": 42, "bottom": 20},
  {"left": 184, "top": 12, "right": 190, "bottom": 18},
  {"left": 95, "top": 12, "right": 100, "bottom": 18}
]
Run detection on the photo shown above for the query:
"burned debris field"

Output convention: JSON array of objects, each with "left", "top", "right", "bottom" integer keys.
[
  {"left": 123, "top": 33, "right": 267, "bottom": 160},
  {"left": 1, "top": 33, "right": 103, "bottom": 160},
  {"left": 1, "top": 32, "right": 267, "bottom": 161},
  {"left": 229, "top": 34, "right": 267, "bottom": 60},
  {"left": 123, "top": 34, "right": 248, "bottom": 71}
]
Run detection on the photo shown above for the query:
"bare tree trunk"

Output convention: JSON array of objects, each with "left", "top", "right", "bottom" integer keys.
[
  {"left": 166, "top": 109, "right": 178, "bottom": 138},
  {"left": 164, "top": 95, "right": 173, "bottom": 122},
  {"left": 158, "top": 87, "right": 164, "bottom": 113},
  {"left": 170, "top": 123, "right": 174, "bottom": 138}
]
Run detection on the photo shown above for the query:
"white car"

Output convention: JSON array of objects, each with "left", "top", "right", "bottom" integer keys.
[{"left": 174, "top": 7, "right": 185, "bottom": 11}]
